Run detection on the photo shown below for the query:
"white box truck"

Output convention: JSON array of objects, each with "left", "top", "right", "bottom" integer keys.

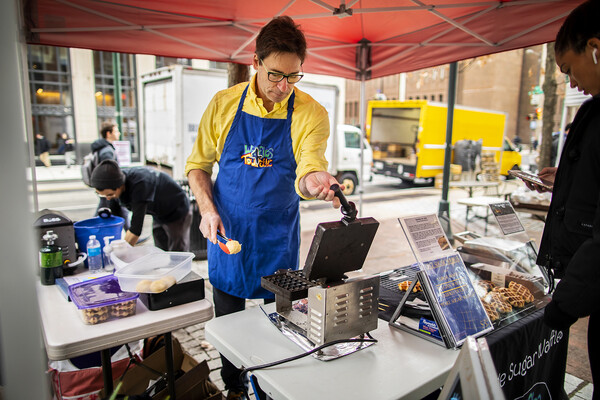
[
  {"left": 141, "top": 65, "right": 228, "bottom": 180},
  {"left": 141, "top": 66, "right": 372, "bottom": 194},
  {"left": 296, "top": 80, "right": 372, "bottom": 195}
]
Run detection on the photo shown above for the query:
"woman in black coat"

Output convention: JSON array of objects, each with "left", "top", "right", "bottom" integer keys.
[{"left": 526, "top": 2, "right": 600, "bottom": 397}]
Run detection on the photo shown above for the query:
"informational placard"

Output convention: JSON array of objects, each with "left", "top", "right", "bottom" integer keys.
[
  {"left": 489, "top": 201, "right": 525, "bottom": 235},
  {"left": 113, "top": 140, "right": 132, "bottom": 166},
  {"left": 398, "top": 214, "right": 454, "bottom": 261},
  {"left": 395, "top": 214, "right": 493, "bottom": 348}
]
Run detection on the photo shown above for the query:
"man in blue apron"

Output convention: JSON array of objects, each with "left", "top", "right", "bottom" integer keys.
[{"left": 186, "top": 16, "right": 343, "bottom": 399}]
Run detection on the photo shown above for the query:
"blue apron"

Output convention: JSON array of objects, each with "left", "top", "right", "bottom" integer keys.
[{"left": 209, "top": 84, "right": 300, "bottom": 299}]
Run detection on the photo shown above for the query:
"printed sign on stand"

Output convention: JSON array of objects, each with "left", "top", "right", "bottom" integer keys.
[
  {"left": 113, "top": 140, "right": 132, "bottom": 167},
  {"left": 489, "top": 201, "right": 525, "bottom": 236},
  {"left": 389, "top": 214, "right": 493, "bottom": 348}
]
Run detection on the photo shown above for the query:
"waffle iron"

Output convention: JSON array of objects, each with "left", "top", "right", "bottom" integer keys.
[{"left": 261, "top": 184, "right": 380, "bottom": 346}]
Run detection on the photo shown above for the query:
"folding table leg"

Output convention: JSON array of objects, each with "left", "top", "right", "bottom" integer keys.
[
  {"left": 165, "top": 331, "right": 176, "bottom": 400},
  {"left": 101, "top": 349, "right": 113, "bottom": 395}
]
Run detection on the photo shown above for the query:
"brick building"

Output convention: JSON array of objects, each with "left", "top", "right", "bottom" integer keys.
[{"left": 345, "top": 45, "right": 571, "bottom": 145}]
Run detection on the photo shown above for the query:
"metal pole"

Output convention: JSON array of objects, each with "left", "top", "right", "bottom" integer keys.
[
  {"left": 112, "top": 53, "right": 123, "bottom": 132},
  {"left": 438, "top": 62, "right": 458, "bottom": 242},
  {"left": 357, "top": 39, "right": 371, "bottom": 217},
  {"left": 359, "top": 78, "right": 366, "bottom": 217}
]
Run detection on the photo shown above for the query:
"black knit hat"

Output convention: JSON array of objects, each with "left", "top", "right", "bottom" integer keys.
[{"left": 91, "top": 160, "right": 125, "bottom": 190}]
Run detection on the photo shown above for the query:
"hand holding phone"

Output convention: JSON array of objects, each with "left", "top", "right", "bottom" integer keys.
[{"left": 508, "top": 169, "right": 554, "bottom": 191}]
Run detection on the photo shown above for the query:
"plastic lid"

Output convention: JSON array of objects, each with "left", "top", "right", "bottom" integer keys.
[
  {"left": 89, "top": 235, "right": 96, "bottom": 240},
  {"left": 68, "top": 275, "right": 139, "bottom": 310}
]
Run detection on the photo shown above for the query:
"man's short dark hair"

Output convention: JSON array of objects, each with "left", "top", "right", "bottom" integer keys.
[
  {"left": 100, "top": 123, "right": 116, "bottom": 139},
  {"left": 255, "top": 16, "right": 307, "bottom": 63}
]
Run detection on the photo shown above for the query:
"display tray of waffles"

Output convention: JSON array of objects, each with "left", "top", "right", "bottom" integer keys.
[
  {"left": 482, "top": 301, "right": 500, "bottom": 322},
  {"left": 473, "top": 279, "right": 495, "bottom": 298},
  {"left": 494, "top": 287, "right": 525, "bottom": 308},
  {"left": 398, "top": 280, "right": 422, "bottom": 292},
  {"left": 508, "top": 281, "right": 534, "bottom": 303},
  {"left": 482, "top": 291, "right": 512, "bottom": 313}
]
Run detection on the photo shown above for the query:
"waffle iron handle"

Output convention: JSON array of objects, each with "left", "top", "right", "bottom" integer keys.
[{"left": 330, "top": 184, "right": 357, "bottom": 224}]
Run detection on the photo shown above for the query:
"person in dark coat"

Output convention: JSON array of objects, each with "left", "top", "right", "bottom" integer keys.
[
  {"left": 550, "top": 122, "right": 571, "bottom": 167},
  {"left": 90, "top": 160, "right": 192, "bottom": 251},
  {"left": 91, "top": 124, "right": 130, "bottom": 230},
  {"left": 526, "top": 2, "right": 600, "bottom": 397},
  {"left": 35, "top": 133, "right": 51, "bottom": 167},
  {"left": 91, "top": 123, "right": 119, "bottom": 162}
]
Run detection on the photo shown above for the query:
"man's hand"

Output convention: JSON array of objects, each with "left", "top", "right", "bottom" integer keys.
[
  {"left": 524, "top": 167, "right": 556, "bottom": 193},
  {"left": 187, "top": 169, "right": 225, "bottom": 244},
  {"left": 199, "top": 211, "right": 225, "bottom": 245},
  {"left": 299, "top": 171, "right": 344, "bottom": 208}
]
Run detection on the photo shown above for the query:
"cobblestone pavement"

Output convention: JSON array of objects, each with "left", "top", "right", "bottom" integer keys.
[{"left": 172, "top": 181, "right": 594, "bottom": 399}]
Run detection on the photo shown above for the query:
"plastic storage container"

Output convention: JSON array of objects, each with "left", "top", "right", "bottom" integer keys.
[
  {"left": 115, "top": 252, "right": 193, "bottom": 293},
  {"left": 110, "top": 243, "right": 164, "bottom": 271},
  {"left": 68, "top": 275, "right": 139, "bottom": 325}
]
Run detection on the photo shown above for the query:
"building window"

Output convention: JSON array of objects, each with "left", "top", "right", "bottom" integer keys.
[
  {"left": 439, "top": 94, "right": 444, "bottom": 102},
  {"left": 156, "top": 57, "right": 192, "bottom": 68},
  {"left": 27, "top": 45, "right": 75, "bottom": 158},
  {"left": 93, "top": 51, "right": 139, "bottom": 159},
  {"left": 209, "top": 61, "right": 229, "bottom": 70}
]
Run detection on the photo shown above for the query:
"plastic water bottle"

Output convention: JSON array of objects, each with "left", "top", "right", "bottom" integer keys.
[
  {"left": 86, "top": 235, "right": 102, "bottom": 273},
  {"left": 103, "top": 236, "right": 115, "bottom": 272}
]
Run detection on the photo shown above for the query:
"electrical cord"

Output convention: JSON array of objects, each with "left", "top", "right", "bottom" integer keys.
[{"left": 238, "top": 333, "right": 377, "bottom": 400}]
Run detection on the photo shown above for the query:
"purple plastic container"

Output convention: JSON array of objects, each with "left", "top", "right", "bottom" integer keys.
[{"left": 68, "top": 275, "right": 139, "bottom": 325}]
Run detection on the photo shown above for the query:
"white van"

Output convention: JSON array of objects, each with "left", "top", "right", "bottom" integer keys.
[{"left": 328, "top": 124, "right": 373, "bottom": 195}]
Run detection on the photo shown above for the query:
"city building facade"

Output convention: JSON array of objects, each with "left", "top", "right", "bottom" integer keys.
[{"left": 345, "top": 45, "right": 577, "bottom": 146}]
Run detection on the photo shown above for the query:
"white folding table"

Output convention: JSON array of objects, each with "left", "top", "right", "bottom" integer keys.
[
  {"left": 37, "top": 282, "right": 213, "bottom": 398},
  {"left": 206, "top": 304, "right": 459, "bottom": 400}
]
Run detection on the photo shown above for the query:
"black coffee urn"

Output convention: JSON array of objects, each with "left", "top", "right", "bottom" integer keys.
[{"left": 34, "top": 209, "right": 79, "bottom": 275}]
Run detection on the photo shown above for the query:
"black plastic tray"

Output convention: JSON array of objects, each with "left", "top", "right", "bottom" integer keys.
[{"left": 139, "top": 271, "right": 205, "bottom": 311}]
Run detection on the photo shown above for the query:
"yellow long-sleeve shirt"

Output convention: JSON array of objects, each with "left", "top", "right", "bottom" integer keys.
[{"left": 184, "top": 75, "right": 330, "bottom": 198}]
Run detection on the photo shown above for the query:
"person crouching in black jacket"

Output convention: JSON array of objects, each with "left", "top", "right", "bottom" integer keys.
[{"left": 90, "top": 160, "right": 192, "bottom": 252}]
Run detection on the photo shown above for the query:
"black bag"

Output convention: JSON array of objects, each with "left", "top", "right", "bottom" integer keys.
[{"left": 81, "top": 151, "right": 100, "bottom": 187}]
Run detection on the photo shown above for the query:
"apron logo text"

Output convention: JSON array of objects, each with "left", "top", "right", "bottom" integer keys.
[{"left": 241, "top": 144, "right": 274, "bottom": 168}]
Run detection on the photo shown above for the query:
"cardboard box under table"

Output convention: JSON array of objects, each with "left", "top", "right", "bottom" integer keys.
[{"left": 100, "top": 337, "right": 222, "bottom": 399}]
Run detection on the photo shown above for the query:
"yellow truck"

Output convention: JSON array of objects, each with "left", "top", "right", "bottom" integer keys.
[{"left": 366, "top": 100, "right": 521, "bottom": 183}]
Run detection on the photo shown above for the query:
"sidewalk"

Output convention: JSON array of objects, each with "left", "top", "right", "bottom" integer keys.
[
  {"left": 169, "top": 183, "right": 594, "bottom": 399},
  {"left": 28, "top": 165, "right": 82, "bottom": 182}
]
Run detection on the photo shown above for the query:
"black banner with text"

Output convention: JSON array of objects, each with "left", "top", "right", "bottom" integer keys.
[{"left": 486, "top": 308, "right": 569, "bottom": 400}]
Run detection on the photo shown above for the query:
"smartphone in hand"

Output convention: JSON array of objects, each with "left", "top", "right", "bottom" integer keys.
[{"left": 508, "top": 170, "right": 553, "bottom": 191}]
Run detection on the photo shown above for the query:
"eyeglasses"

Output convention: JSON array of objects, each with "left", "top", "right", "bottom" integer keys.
[{"left": 260, "top": 59, "right": 304, "bottom": 84}]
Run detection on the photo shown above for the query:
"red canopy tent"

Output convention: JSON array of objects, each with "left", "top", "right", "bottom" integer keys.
[
  {"left": 23, "top": 0, "right": 586, "bottom": 230},
  {"left": 24, "top": 0, "right": 584, "bottom": 79}
]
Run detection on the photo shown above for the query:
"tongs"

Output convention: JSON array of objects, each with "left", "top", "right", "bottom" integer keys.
[{"left": 216, "top": 230, "right": 232, "bottom": 254}]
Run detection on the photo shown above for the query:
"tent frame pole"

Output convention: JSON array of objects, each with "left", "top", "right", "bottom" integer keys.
[{"left": 438, "top": 61, "right": 458, "bottom": 243}]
